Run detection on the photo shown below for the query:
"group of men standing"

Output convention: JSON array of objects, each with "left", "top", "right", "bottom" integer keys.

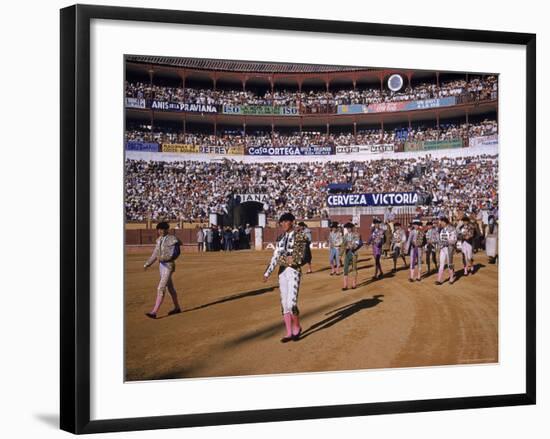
[
  {"left": 195, "top": 224, "right": 252, "bottom": 252},
  {"left": 325, "top": 214, "right": 488, "bottom": 288}
]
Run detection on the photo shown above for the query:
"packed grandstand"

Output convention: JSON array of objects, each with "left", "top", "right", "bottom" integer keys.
[{"left": 124, "top": 56, "right": 499, "bottom": 226}]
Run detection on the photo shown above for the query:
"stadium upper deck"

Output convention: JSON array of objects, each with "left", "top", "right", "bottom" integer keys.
[
  {"left": 126, "top": 56, "right": 497, "bottom": 123},
  {"left": 125, "top": 57, "right": 498, "bottom": 157}
]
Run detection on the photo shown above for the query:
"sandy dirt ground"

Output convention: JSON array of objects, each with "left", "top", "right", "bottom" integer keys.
[{"left": 125, "top": 248, "right": 498, "bottom": 381}]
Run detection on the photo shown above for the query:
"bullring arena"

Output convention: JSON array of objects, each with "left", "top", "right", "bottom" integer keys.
[
  {"left": 125, "top": 246, "right": 498, "bottom": 381},
  {"left": 124, "top": 56, "right": 499, "bottom": 381}
]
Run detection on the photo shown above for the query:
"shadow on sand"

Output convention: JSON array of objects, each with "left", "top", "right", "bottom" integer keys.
[{"left": 297, "top": 295, "right": 384, "bottom": 340}]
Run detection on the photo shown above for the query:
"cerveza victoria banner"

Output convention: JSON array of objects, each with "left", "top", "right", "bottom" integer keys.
[
  {"left": 246, "top": 146, "right": 333, "bottom": 156},
  {"left": 337, "top": 97, "right": 457, "bottom": 114},
  {"left": 327, "top": 192, "right": 419, "bottom": 207}
]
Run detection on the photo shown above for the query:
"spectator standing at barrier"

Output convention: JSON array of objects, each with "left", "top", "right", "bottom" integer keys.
[
  {"left": 327, "top": 222, "right": 343, "bottom": 276},
  {"left": 205, "top": 227, "right": 213, "bottom": 252},
  {"left": 143, "top": 222, "right": 182, "bottom": 319},
  {"left": 390, "top": 221, "right": 408, "bottom": 272},
  {"left": 263, "top": 213, "right": 307, "bottom": 343},
  {"left": 213, "top": 226, "right": 222, "bottom": 251},
  {"left": 232, "top": 228, "right": 240, "bottom": 250},
  {"left": 384, "top": 206, "right": 396, "bottom": 232},
  {"left": 245, "top": 223, "right": 252, "bottom": 249},
  {"left": 342, "top": 222, "right": 363, "bottom": 291},
  {"left": 223, "top": 227, "right": 234, "bottom": 252},
  {"left": 196, "top": 226, "right": 204, "bottom": 253},
  {"left": 298, "top": 222, "right": 314, "bottom": 274},
  {"left": 368, "top": 218, "right": 385, "bottom": 280}
]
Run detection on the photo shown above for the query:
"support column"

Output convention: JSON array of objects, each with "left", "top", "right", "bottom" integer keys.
[
  {"left": 148, "top": 65, "right": 154, "bottom": 138},
  {"left": 465, "top": 111, "right": 469, "bottom": 144},
  {"left": 214, "top": 118, "right": 217, "bottom": 144},
  {"left": 298, "top": 79, "right": 303, "bottom": 113},
  {"left": 148, "top": 68, "right": 154, "bottom": 109},
  {"left": 180, "top": 72, "right": 186, "bottom": 95},
  {"left": 380, "top": 119, "right": 384, "bottom": 143},
  {"left": 243, "top": 121, "right": 247, "bottom": 146},
  {"left": 150, "top": 113, "right": 154, "bottom": 142},
  {"left": 353, "top": 121, "right": 357, "bottom": 142},
  {"left": 407, "top": 72, "right": 413, "bottom": 89},
  {"left": 436, "top": 72, "right": 440, "bottom": 88},
  {"left": 436, "top": 112, "right": 440, "bottom": 140}
]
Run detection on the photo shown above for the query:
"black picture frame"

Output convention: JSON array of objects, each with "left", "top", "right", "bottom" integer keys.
[{"left": 60, "top": 4, "right": 536, "bottom": 434}]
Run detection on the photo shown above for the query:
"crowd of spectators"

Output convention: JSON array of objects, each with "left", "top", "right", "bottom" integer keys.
[
  {"left": 125, "top": 75, "right": 497, "bottom": 112},
  {"left": 125, "top": 119, "right": 498, "bottom": 147},
  {"left": 125, "top": 154, "right": 498, "bottom": 224}
]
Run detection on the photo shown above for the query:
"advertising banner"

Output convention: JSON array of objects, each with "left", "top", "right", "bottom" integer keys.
[
  {"left": 404, "top": 141, "right": 424, "bottom": 152},
  {"left": 125, "top": 97, "right": 146, "bottom": 109},
  {"left": 423, "top": 139, "right": 463, "bottom": 150},
  {"left": 335, "top": 144, "right": 395, "bottom": 154},
  {"left": 370, "top": 144, "right": 395, "bottom": 153},
  {"left": 366, "top": 101, "right": 409, "bottom": 113},
  {"left": 125, "top": 141, "right": 159, "bottom": 152},
  {"left": 336, "top": 104, "right": 369, "bottom": 115},
  {"left": 469, "top": 134, "right": 499, "bottom": 147},
  {"left": 161, "top": 144, "right": 200, "bottom": 153},
  {"left": 336, "top": 97, "right": 458, "bottom": 115},
  {"left": 235, "top": 194, "right": 269, "bottom": 204},
  {"left": 327, "top": 192, "right": 418, "bottom": 207},
  {"left": 161, "top": 144, "right": 244, "bottom": 154},
  {"left": 151, "top": 101, "right": 218, "bottom": 113},
  {"left": 407, "top": 97, "right": 457, "bottom": 110},
  {"left": 197, "top": 145, "right": 244, "bottom": 155},
  {"left": 246, "top": 145, "right": 333, "bottom": 156},
  {"left": 222, "top": 105, "right": 298, "bottom": 116}
]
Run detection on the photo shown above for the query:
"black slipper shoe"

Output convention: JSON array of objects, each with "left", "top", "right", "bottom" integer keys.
[{"left": 292, "top": 328, "right": 302, "bottom": 341}]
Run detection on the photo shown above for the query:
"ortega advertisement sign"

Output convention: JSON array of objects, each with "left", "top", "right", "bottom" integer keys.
[
  {"left": 327, "top": 192, "right": 418, "bottom": 207},
  {"left": 246, "top": 146, "right": 333, "bottom": 156}
]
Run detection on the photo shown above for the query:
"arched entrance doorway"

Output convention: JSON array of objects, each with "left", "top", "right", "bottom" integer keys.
[{"left": 236, "top": 201, "right": 264, "bottom": 227}]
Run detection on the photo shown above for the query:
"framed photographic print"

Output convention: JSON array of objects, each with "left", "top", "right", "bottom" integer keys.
[{"left": 60, "top": 4, "right": 536, "bottom": 434}]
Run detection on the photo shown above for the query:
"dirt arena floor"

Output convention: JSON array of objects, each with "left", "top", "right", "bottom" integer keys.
[{"left": 125, "top": 248, "right": 498, "bottom": 381}]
